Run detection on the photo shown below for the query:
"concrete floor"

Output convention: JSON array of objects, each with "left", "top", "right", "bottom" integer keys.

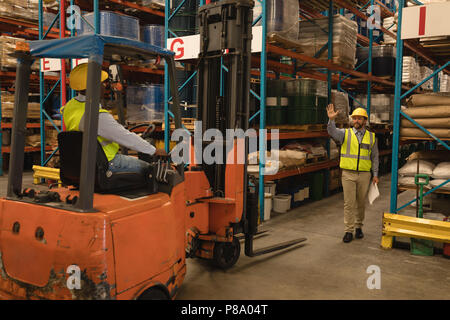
[
  {"left": 1, "top": 172, "right": 449, "bottom": 300},
  {"left": 176, "top": 174, "right": 450, "bottom": 300}
]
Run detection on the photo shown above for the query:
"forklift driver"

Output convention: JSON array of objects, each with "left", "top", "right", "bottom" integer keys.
[{"left": 60, "top": 63, "right": 167, "bottom": 176}]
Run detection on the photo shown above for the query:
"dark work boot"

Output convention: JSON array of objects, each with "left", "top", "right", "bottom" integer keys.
[
  {"left": 355, "top": 228, "right": 364, "bottom": 239},
  {"left": 343, "top": 232, "right": 353, "bottom": 243}
]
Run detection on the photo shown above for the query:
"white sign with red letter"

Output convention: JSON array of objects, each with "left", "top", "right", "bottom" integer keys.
[
  {"left": 167, "top": 34, "right": 200, "bottom": 60},
  {"left": 402, "top": 3, "right": 450, "bottom": 39},
  {"left": 40, "top": 58, "right": 89, "bottom": 72},
  {"left": 40, "top": 58, "right": 61, "bottom": 72},
  {"left": 72, "top": 58, "right": 88, "bottom": 68}
]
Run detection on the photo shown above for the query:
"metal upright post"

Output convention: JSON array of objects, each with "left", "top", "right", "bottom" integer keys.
[
  {"left": 431, "top": 65, "right": 439, "bottom": 151},
  {"left": 324, "top": 0, "right": 334, "bottom": 197},
  {"left": 39, "top": 0, "right": 45, "bottom": 166},
  {"left": 164, "top": 0, "right": 171, "bottom": 153},
  {"left": 327, "top": 1, "right": 333, "bottom": 102},
  {"left": 390, "top": 0, "right": 404, "bottom": 213},
  {"left": 94, "top": 0, "right": 100, "bottom": 34},
  {"left": 70, "top": 0, "right": 75, "bottom": 99},
  {"left": 60, "top": 0, "right": 67, "bottom": 130},
  {"left": 367, "top": 0, "right": 374, "bottom": 119},
  {"left": 258, "top": 0, "right": 267, "bottom": 221}
]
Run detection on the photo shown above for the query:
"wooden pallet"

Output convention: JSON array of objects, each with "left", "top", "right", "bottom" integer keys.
[
  {"left": 300, "top": 0, "right": 360, "bottom": 12},
  {"left": 266, "top": 123, "right": 327, "bottom": 132},
  {"left": 162, "top": 118, "right": 196, "bottom": 131},
  {"left": 146, "top": 2, "right": 165, "bottom": 11},
  {"left": 267, "top": 32, "right": 305, "bottom": 53}
]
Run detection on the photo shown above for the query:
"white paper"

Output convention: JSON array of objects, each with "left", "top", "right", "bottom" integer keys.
[{"left": 368, "top": 182, "right": 380, "bottom": 205}]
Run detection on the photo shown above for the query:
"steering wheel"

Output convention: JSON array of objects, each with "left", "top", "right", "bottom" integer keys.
[{"left": 128, "top": 123, "right": 156, "bottom": 139}]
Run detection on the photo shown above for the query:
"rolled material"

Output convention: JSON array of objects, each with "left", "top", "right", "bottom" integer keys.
[
  {"left": 400, "top": 127, "right": 450, "bottom": 139},
  {"left": 403, "top": 105, "right": 450, "bottom": 118},
  {"left": 407, "top": 93, "right": 450, "bottom": 107},
  {"left": 407, "top": 150, "right": 450, "bottom": 162},
  {"left": 401, "top": 117, "right": 450, "bottom": 128}
]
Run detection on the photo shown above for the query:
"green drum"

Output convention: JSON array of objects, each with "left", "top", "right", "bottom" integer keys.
[
  {"left": 266, "top": 106, "right": 287, "bottom": 126},
  {"left": 287, "top": 106, "right": 313, "bottom": 125},
  {"left": 285, "top": 78, "right": 318, "bottom": 96},
  {"left": 266, "top": 79, "right": 287, "bottom": 107},
  {"left": 317, "top": 96, "right": 328, "bottom": 124},
  {"left": 311, "top": 172, "right": 324, "bottom": 201},
  {"left": 284, "top": 78, "right": 328, "bottom": 125}
]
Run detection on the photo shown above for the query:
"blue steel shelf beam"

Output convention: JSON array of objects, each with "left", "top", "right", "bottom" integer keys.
[{"left": 256, "top": 0, "right": 267, "bottom": 222}]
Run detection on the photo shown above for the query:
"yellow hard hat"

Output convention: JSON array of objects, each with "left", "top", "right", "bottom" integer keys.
[
  {"left": 69, "top": 63, "right": 109, "bottom": 91},
  {"left": 351, "top": 107, "right": 368, "bottom": 119}
]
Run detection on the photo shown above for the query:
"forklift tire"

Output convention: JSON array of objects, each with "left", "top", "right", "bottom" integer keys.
[
  {"left": 212, "top": 237, "right": 241, "bottom": 270},
  {"left": 137, "top": 287, "right": 169, "bottom": 300}
]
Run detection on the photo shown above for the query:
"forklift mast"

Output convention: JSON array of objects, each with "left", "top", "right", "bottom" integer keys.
[
  {"left": 195, "top": 0, "right": 306, "bottom": 258},
  {"left": 196, "top": 0, "right": 253, "bottom": 195}
]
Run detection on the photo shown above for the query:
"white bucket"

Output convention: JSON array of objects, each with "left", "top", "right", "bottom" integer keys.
[
  {"left": 273, "top": 194, "right": 291, "bottom": 213},
  {"left": 294, "top": 188, "right": 305, "bottom": 202},
  {"left": 264, "top": 181, "right": 277, "bottom": 196},
  {"left": 304, "top": 187, "right": 310, "bottom": 199},
  {"left": 264, "top": 193, "right": 273, "bottom": 220}
]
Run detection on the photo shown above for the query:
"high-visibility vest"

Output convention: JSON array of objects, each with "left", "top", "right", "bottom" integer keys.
[
  {"left": 340, "top": 128, "right": 375, "bottom": 172},
  {"left": 60, "top": 98, "right": 120, "bottom": 162}
]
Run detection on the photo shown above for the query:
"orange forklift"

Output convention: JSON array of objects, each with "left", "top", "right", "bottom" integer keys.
[{"left": 0, "top": 0, "right": 305, "bottom": 300}]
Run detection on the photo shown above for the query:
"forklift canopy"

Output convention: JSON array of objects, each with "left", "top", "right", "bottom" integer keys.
[
  {"left": 8, "top": 34, "right": 182, "bottom": 212},
  {"left": 28, "top": 34, "right": 174, "bottom": 62}
]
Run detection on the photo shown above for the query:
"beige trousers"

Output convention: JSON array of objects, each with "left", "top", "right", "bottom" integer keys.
[{"left": 341, "top": 169, "right": 372, "bottom": 233}]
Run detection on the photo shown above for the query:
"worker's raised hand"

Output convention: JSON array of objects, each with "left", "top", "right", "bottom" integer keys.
[{"left": 327, "top": 104, "right": 340, "bottom": 120}]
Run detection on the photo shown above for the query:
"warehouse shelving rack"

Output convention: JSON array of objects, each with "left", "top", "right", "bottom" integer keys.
[
  {"left": 259, "top": 0, "right": 398, "bottom": 220},
  {"left": 389, "top": 0, "right": 450, "bottom": 214},
  {"left": 0, "top": 1, "right": 166, "bottom": 175},
  {"left": 0, "top": 3, "right": 65, "bottom": 175},
  {"left": 33, "top": 0, "right": 166, "bottom": 169},
  {"left": 162, "top": 0, "right": 449, "bottom": 221},
  {"left": 162, "top": 0, "right": 424, "bottom": 221}
]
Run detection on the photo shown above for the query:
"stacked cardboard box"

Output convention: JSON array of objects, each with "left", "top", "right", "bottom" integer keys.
[
  {"left": 356, "top": 94, "right": 394, "bottom": 124},
  {"left": 298, "top": 15, "right": 358, "bottom": 68},
  {"left": 0, "top": 0, "right": 38, "bottom": 22},
  {"left": 402, "top": 56, "right": 420, "bottom": 84},
  {"left": 0, "top": 36, "right": 39, "bottom": 70},
  {"left": 1, "top": 92, "right": 41, "bottom": 119}
]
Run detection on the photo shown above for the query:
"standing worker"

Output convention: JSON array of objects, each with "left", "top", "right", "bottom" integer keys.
[
  {"left": 61, "top": 63, "right": 166, "bottom": 176},
  {"left": 327, "top": 104, "right": 379, "bottom": 243}
]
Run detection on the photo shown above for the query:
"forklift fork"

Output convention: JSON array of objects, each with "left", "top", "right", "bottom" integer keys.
[
  {"left": 242, "top": 138, "right": 307, "bottom": 258},
  {"left": 243, "top": 189, "right": 307, "bottom": 257}
]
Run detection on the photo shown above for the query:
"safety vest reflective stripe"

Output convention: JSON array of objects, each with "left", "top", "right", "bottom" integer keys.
[{"left": 340, "top": 128, "right": 374, "bottom": 172}]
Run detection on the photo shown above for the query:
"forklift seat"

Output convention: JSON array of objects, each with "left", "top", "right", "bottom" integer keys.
[{"left": 58, "top": 131, "right": 148, "bottom": 193}]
